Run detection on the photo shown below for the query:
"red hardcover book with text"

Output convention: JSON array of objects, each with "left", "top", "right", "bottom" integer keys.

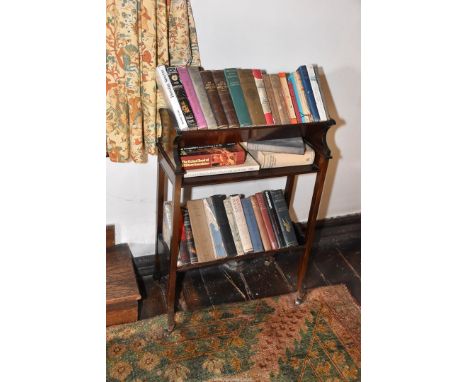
[
  {"left": 255, "top": 192, "right": 279, "bottom": 250},
  {"left": 180, "top": 143, "right": 246, "bottom": 170}
]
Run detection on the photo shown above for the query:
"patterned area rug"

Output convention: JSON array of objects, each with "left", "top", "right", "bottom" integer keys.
[{"left": 107, "top": 285, "right": 360, "bottom": 381}]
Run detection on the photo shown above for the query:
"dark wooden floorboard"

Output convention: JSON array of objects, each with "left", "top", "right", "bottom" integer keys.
[{"left": 135, "top": 215, "right": 361, "bottom": 320}]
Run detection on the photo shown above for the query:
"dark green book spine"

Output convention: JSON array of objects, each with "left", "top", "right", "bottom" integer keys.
[
  {"left": 270, "top": 190, "right": 298, "bottom": 247},
  {"left": 224, "top": 68, "right": 252, "bottom": 127},
  {"left": 264, "top": 190, "right": 286, "bottom": 248}
]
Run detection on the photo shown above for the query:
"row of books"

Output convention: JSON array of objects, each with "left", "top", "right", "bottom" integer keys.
[
  {"left": 162, "top": 190, "right": 299, "bottom": 266},
  {"left": 156, "top": 64, "right": 329, "bottom": 131},
  {"left": 179, "top": 139, "right": 315, "bottom": 178}
]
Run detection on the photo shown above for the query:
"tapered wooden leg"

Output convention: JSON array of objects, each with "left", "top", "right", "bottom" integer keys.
[
  {"left": 166, "top": 175, "right": 183, "bottom": 332},
  {"left": 284, "top": 175, "right": 296, "bottom": 209},
  {"left": 296, "top": 156, "right": 329, "bottom": 304},
  {"left": 154, "top": 158, "right": 167, "bottom": 280}
]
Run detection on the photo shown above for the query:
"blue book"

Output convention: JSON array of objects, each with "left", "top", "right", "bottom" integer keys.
[
  {"left": 288, "top": 73, "right": 306, "bottom": 123},
  {"left": 203, "top": 199, "right": 227, "bottom": 258},
  {"left": 241, "top": 198, "right": 264, "bottom": 253},
  {"left": 297, "top": 66, "right": 320, "bottom": 121}
]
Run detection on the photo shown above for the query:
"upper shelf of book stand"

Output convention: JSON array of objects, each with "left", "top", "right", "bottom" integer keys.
[{"left": 156, "top": 108, "right": 335, "bottom": 186}]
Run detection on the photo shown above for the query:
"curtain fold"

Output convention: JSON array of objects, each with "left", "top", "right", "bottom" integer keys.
[{"left": 106, "top": 0, "right": 201, "bottom": 163}]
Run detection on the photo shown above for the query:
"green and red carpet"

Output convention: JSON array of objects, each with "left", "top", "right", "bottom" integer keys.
[{"left": 107, "top": 285, "right": 360, "bottom": 381}]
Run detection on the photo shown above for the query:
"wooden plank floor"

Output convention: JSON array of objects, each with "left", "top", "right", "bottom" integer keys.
[{"left": 137, "top": 215, "right": 360, "bottom": 320}]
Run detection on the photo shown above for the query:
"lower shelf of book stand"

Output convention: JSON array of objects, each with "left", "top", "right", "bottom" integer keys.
[{"left": 176, "top": 244, "right": 306, "bottom": 272}]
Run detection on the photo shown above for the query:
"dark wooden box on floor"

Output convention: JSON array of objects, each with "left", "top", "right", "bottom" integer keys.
[
  {"left": 155, "top": 108, "right": 335, "bottom": 332},
  {"left": 106, "top": 243, "right": 141, "bottom": 326}
]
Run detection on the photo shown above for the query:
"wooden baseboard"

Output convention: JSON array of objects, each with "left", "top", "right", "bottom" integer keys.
[{"left": 132, "top": 213, "right": 360, "bottom": 278}]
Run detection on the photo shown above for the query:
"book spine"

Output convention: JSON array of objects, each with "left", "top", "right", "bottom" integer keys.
[
  {"left": 270, "top": 74, "right": 290, "bottom": 124},
  {"left": 204, "top": 198, "right": 228, "bottom": 258},
  {"left": 187, "top": 199, "right": 217, "bottom": 262},
  {"left": 248, "top": 145, "right": 315, "bottom": 169},
  {"left": 264, "top": 191, "right": 286, "bottom": 248},
  {"left": 241, "top": 198, "right": 264, "bottom": 253},
  {"left": 278, "top": 72, "right": 297, "bottom": 124},
  {"left": 200, "top": 70, "right": 229, "bottom": 128},
  {"left": 210, "top": 195, "right": 238, "bottom": 257},
  {"left": 177, "top": 216, "right": 191, "bottom": 266},
  {"left": 237, "top": 69, "right": 266, "bottom": 126},
  {"left": 255, "top": 192, "right": 279, "bottom": 250},
  {"left": 180, "top": 148, "right": 246, "bottom": 170},
  {"left": 183, "top": 208, "right": 198, "bottom": 264},
  {"left": 166, "top": 66, "right": 198, "bottom": 129},
  {"left": 298, "top": 66, "right": 320, "bottom": 121},
  {"left": 309, "top": 64, "right": 329, "bottom": 121},
  {"left": 293, "top": 71, "right": 312, "bottom": 122},
  {"left": 230, "top": 195, "right": 253, "bottom": 253},
  {"left": 288, "top": 73, "right": 306, "bottom": 123},
  {"left": 187, "top": 66, "right": 217, "bottom": 129},
  {"left": 224, "top": 68, "right": 252, "bottom": 127},
  {"left": 249, "top": 196, "right": 271, "bottom": 251},
  {"left": 223, "top": 198, "right": 244, "bottom": 256},
  {"left": 183, "top": 155, "right": 259, "bottom": 178},
  {"left": 262, "top": 73, "right": 282, "bottom": 124},
  {"left": 162, "top": 200, "right": 173, "bottom": 246},
  {"left": 270, "top": 190, "right": 298, "bottom": 247},
  {"left": 156, "top": 65, "right": 189, "bottom": 130},
  {"left": 212, "top": 70, "right": 240, "bottom": 128},
  {"left": 252, "top": 69, "right": 274, "bottom": 124},
  {"left": 287, "top": 74, "right": 302, "bottom": 123},
  {"left": 178, "top": 66, "right": 207, "bottom": 129}
]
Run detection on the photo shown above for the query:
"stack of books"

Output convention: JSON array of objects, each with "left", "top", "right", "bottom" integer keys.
[
  {"left": 162, "top": 190, "right": 299, "bottom": 266},
  {"left": 156, "top": 65, "right": 329, "bottom": 131}
]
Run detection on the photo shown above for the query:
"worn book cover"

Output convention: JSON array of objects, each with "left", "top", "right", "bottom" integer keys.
[
  {"left": 255, "top": 192, "right": 278, "bottom": 250},
  {"left": 310, "top": 64, "right": 330, "bottom": 121},
  {"left": 179, "top": 143, "right": 246, "bottom": 170},
  {"left": 200, "top": 70, "right": 229, "bottom": 128},
  {"left": 287, "top": 73, "right": 302, "bottom": 122},
  {"left": 223, "top": 198, "right": 244, "bottom": 256},
  {"left": 241, "top": 198, "right": 264, "bottom": 253},
  {"left": 178, "top": 66, "right": 207, "bottom": 129},
  {"left": 187, "top": 199, "right": 217, "bottom": 262},
  {"left": 224, "top": 68, "right": 252, "bottom": 127},
  {"left": 208, "top": 195, "right": 237, "bottom": 257},
  {"left": 289, "top": 72, "right": 308, "bottom": 123},
  {"left": 187, "top": 66, "right": 217, "bottom": 129},
  {"left": 270, "top": 74, "right": 290, "bottom": 124},
  {"left": 247, "top": 143, "right": 315, "bottom": 169},
  {"left": 183, "top": 208, "right": 198, "bottom": 264},
  {"left": 252, "top": 69, "right": 273, "bottom": 124},
  {"left": 177, "top": 217, "right": 191, "bottom": 266},
  {"left": 245, "top": 136, "right": 305, "bottom": 155},
  {"left": 237, "top": 69, "right": 266, "bottom": 126},
  {"left": 229, "top": 195, "right": 253, "bottom": 253},
  {"left": 270, "top": 189, "right": 298, "bottom": 247},
  {"left": 183, "top": 153, "right": 259, "bottom": 178},
  {"left": 264, "top": 190, "right": 286, "bottom": 248},
  {"left": 297, "top": 65, "right": 320, "bottom": 121},
  {"left": 262, "top": 73, "right": 282, "bottom": 125},
  {"left": 166, "top": 66, "right": 198, "bottom": 129},
  {"left": 294, "top": 71, "right": 312, "bottom": 122},
  {"left": 279, "top": 72, "right": 298, "bottom": 124},
  {"left": 212, "top": 70, "right": 240, "bottom": 128},
  {"left": 203, "top": 199, "right": 228, "bottom": 258},
  {"left": 250, "top": 195, "right": 272, "bottom": 251}
]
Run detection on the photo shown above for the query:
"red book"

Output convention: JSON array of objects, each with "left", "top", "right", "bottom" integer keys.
[
  {"left": 287, "top": 75, "right": 302, "bottom": 123},
  {"left": 252, "top": 69, "right": 274, "bottom": 125},
  {"left": 179, "top": 143, "right": 246, "bottom": 170},
  {"left": 255, "top": 192, "right": 279, "bottom": 250}
]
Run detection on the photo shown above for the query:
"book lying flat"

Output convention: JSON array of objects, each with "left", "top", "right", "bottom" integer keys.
[
  {"left": 244, "top": 143, "right": 315, "bottom": 169},
  {"left": 245, "top": 136, "right": 305, "bottom": 155},
  {"left": 183, "top": 153, "right": 259, "bottom": 178}
]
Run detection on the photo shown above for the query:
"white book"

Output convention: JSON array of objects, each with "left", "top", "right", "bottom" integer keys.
[
  {"left": 223, "top": 199, "right": 244, "bottom": 256},
  {"left": 156, "top": 65, "right": 189, "bottom": 130},
  {"left": 183, "top": 153, "right": 260, "bottom": 178},
  {"left": 253, "top": 71, "right": 272, "bottom": 116},
  {"left": 307, "top": 64, "right": 327, "bottom": 121},
  {"left": 244, "top": 143, "right": 315, "bottom": 169},
  {"left": 229, "top": 195, "right": 253, "bottom": 253}
]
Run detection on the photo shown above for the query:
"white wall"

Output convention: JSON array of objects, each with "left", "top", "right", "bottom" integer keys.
[{"left": 106, "top": 0, "right": 361, "bottom": 257}]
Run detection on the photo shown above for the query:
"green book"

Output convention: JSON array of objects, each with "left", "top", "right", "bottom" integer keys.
[{"left": 224, "top": 68, "right": 252, "bottom": 127}]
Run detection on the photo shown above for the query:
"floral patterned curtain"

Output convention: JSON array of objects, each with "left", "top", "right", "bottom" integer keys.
[{"left": 106, "top": 0, "right": 201, "bottom": 163}]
